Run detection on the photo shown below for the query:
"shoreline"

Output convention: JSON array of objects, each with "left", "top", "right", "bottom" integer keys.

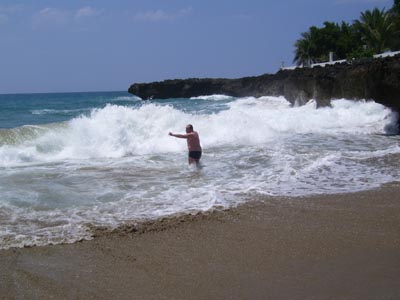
[{"left": 1, "top": 185, "right": 400, "bottom": 299}]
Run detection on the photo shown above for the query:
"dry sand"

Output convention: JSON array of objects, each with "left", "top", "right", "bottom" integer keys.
[{"left": 1, "top": 184, "right": 400, "bottom": 300}]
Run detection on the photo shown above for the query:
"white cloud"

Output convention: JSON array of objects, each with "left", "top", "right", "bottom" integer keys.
[
  {"left": 132, "top": 7, "right": 192, "bottom": 22},
  {"left": 32, "top": 6, "right": 102, "bottom": 29},
  {"left": 32, "top": 7, "right": 70, "bottom": 28},
  {"left": 133, "top": 10, "right": 171, "bottom": 22},
  {"left": 75, "top": 6, "right": 102, "bottom": 19}
]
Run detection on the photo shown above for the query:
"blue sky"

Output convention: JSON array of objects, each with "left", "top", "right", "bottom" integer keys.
[{"left": 0, "top": 0, "right": 393, "bottom": 94}]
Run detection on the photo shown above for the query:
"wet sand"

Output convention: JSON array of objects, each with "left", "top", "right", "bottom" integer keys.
[{"left": 1, "top": 185, "right": 400, "bottom": 300}]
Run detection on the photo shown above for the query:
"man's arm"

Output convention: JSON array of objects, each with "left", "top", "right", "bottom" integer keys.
[{"left": 169, "top": 132, "right": 188, "bottom": 139}]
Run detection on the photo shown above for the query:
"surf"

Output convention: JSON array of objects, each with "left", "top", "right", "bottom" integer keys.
[
  {"left": 1, "top": 95, "right": 400, "bottom": 249},
  {"left": 0, "top": 97, "right": 397, "bottom": 167}
]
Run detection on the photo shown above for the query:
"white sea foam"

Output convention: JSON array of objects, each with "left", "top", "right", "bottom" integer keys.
[
  {"left": 1, "top": 96, "right": 400, "bottom": 249},
  {"left": 112, "top": 95, "right": 142, "bottom": 101},
  {"left": 0, "top": 97, "right": 397, "bottom": 167},
  {"left": 31, "top": 108, "right": 90, "bottom": 115},
  {"left": 190, "top": 94, "right": 234, "bottom": 101}
]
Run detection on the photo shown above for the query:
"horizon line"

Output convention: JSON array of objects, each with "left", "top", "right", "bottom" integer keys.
[{"left": 0, "top": 89, "right": 128, "bottom": 96}]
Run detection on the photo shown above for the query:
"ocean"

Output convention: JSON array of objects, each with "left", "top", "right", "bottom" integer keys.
[{"left": 0, "top": 91, "right": 399, "bottom": 249}]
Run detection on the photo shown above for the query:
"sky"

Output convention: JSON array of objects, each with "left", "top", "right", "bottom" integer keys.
[{"left": 0, "top": 0, "right": 393, "bottom": 94}]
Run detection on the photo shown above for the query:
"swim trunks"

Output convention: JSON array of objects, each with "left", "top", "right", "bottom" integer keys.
[{"left": 188, "top": 151, "right": 202, "bottom": 160}]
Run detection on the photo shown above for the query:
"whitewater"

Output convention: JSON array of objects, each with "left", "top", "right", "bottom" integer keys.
[{"left": 0, "top": 92, "right": 399, "bottom": 249}]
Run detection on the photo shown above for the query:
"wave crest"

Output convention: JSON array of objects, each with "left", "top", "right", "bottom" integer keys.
[{"left": 0, "top": 97, "right": 397, "bottom": 166}]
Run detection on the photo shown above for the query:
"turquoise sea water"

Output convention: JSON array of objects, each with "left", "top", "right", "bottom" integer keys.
[
  {"left": 0, "top": 91, "right": 399, "bottom": 249},
  {"left": 0, "top": 92, "right": 230, "bottom": 129},
  {"left": 0, "top": 92, "right": 138, "bottom": 128}
]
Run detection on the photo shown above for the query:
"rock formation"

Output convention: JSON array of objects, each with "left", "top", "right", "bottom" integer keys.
[{"left": 128, "top": 55, "right": 400, "bottom": 116}]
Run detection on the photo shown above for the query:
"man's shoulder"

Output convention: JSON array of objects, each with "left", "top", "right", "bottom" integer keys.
[{"left": 191, "top": 132, "right": 200, "bottom": 139}]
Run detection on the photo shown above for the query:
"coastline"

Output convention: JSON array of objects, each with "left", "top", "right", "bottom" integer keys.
[
  {"left": 1, "top": 185, "right": 400, "bottom": 299},
  {"left": 128, "top": 55, "right": 400, "bottom": 117}
]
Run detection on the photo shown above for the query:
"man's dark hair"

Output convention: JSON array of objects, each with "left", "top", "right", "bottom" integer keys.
[{"left": 187, "top": 124, "right": 193, "bottom": 130}]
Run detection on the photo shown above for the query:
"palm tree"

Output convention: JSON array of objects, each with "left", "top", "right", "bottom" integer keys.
[
  {"left": 389, "top": 0, "right": 400, "bottom": 50},
  {"left": 390, "top": 0, "right": 400, "bottom": 15},
  {"left": 354, "top": 8, "right": 395, "bottom": 54},
  {"left": 293, "top": 30, "right": 316, "bottom": 66}
]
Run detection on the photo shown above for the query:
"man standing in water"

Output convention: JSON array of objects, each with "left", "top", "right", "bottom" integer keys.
[{"left": 169, "top": 124, "right": 202, "bottom": 165}]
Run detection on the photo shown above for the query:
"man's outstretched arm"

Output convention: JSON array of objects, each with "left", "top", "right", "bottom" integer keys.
[{"left": 169, "top": 132, "right": 188, "bottom": 139}]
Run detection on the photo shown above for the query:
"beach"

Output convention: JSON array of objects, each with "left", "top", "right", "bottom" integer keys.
[
  {"left": 1, "top": 184, "right": 399, "bottom": 300},
  {"left": 2, "top": 1, "right": 400, "bottom": 298}
]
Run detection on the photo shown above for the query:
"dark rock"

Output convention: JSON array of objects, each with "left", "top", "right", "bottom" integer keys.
[{"left": 128, "top": 55, "right": 400, "bottom": 127}]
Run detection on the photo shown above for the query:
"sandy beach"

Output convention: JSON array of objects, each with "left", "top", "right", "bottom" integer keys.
[{"left": 1, "top": 184, "right": 400, "bottom": 300}]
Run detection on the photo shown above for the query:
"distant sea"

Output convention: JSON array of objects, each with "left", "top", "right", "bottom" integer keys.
[{"left": 0, "top": 91, "right": 399, "bottom": 249}]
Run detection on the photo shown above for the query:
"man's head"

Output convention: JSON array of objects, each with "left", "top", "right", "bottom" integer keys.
[{"left": 186, "top": 124, "right": 193, "bottom": 133}]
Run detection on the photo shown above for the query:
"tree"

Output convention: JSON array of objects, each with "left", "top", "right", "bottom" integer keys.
[
  {"left": 389, "top": 0, "right": 400, "bottom": 50},
  {"left": 312, "top": 22, "right": 342, "bottom": 61},
  {"left": 293, "top": 22, "right": 363, "bottom": 65},
  {"left": 390, "top": 0, "right": 400, "bottom": 14},
  {"left": 292, "top": 2, "right": 398, "bottom": 65},
  {"left": 354, "top": 7, "right": 395, "bottom": 53},
  {"left": 336, "top": 22, "right": 363, "bottom": 58},
  {"left": 293, "top": 30, "right": 316, "bottom": 66}
]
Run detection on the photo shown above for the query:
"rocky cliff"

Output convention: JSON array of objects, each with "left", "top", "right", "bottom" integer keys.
[{"left": 128, "top": 55, "right": 400, "bottom": 113}]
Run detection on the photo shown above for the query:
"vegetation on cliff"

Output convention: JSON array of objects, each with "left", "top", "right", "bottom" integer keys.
[{"left": 294, "top": 0, "right": 400, "bottom": 65}]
